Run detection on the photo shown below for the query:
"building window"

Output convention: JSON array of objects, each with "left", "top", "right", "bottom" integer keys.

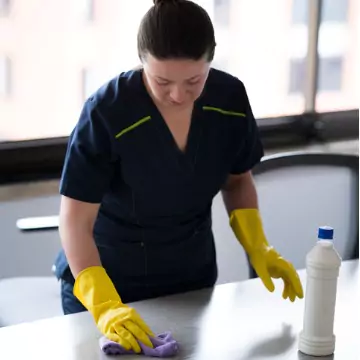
[
  {"left": 214, "top": 0, "right": 230, "bottom": 27},
  {"left": 291, "top": 0, "right": 308, "bottom": 24},
  {"left": 321, "top": 0, "right": 348, "bottom": 22},
  {"left": 82, "top": 68, "right": 107, "bottom": 100},
  {"left": 0, "top": 56, "right": 11, "bottom": 96},
  {"left": 76, "top": 0, "right": 94, "bottom": 22},
  {"left": 289, "top": 56, "right": 343, "bottom": 94},
  {"left": 318, "top": 57, "right": 343, "bottom": 91},
  {"left": 288, "top": 58, "right": 306, "bottom": 93},
  {"left": 0, "top": 0, "right": 10, "bottom": 16},
  {"left": 292, "top": 0, "right": 348, "bottom": 24},
  {"left": 84, "top": 0, "right": 94, "bottom": 21},
  {"left": 211, "top": 59, "right": 228, "bottom": 72},
  {"left": 82, "top": 69, "right": 92, "bottom": 100}
]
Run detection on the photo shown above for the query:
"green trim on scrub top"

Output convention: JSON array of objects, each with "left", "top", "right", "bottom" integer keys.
[
  {"left": 202, "top": 106, "right": 246, "bottom": 117},
  {"left": 115, "top": 116, "right": 152, "bottom": 139}
]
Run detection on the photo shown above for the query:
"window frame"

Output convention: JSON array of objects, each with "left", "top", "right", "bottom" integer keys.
[
  {"left": 0, "top": 0, "right": 358, "bottom": 184},
  {"left": 289, "top": 56, "right": 344, "bottom": 94},
  {"left": 1, "top": 109, "right": 357, "bottom": 185}
]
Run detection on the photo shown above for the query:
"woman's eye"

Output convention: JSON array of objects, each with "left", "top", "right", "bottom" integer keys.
[
  {"left": 188, "top": 81, "right": 200, "bottom": 86},
  {"left": 158, "top": 82, "right": 169, "bottom": 86}
]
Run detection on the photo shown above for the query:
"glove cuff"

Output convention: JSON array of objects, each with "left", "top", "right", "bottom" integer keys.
[
  {"left": 229, "top": 208, "right": 269, "bottom": 254},
  {"left": 74, "top": 266, "right": 121, "bottom": 310}
]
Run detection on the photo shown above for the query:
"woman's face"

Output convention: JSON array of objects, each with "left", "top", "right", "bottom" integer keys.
[{"left": 142, "top": 54, "right": 211, "bottom": 109}]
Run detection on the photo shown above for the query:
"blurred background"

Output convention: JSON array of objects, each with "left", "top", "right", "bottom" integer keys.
[
  {"left": 0, "top": 0, "right": 358, "bottom": 140},
  {"left": 0, "top": 0, "right": 358, "bottom": 327}
]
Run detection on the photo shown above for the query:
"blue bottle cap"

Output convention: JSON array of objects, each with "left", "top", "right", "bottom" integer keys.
[{"left": 318, "top": 226, "right": 334, "bottom": 240}]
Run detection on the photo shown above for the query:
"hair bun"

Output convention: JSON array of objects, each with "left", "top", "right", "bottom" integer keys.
[{"left": 153, "top": 0, "right": 181, "bottom": 5}]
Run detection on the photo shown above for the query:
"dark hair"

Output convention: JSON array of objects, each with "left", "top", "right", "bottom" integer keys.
[{"left": 137, "top": 0, "right": 216, "bottom": 61}]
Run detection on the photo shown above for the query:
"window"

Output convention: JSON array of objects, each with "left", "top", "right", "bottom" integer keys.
[
  {"left": 316, "top": 0, "right": 357, "bottom": 111},
  {"left": 289, "top": 56, "right": 343, "bottom": 94},
  {"left": 211, "top": 59, "right": 228, "bottom": 72},
  {"left": 214, "top": 0, "right": 230, "bottom": 27},
  {"left": 318, "top": 57, "right": 343, "bottom": 91},
  {"left": 82, "top": 67, "right": 121, "bottom": 101},
  {"left": 0, "top": 55, "right": 11, "bottom": 96},
  {"left": 79, "top": 0, "right": 94, "bottom": 21},
  {"left": 289, "top": 0, "right": 356, "bottom": 111},
  {"left": 0, "top": 0, "right": 10, "bottom": 16},
  {"left": 0, "top": 0, "right": 309, "bottom": 141},
  {"left": 291, "top": 0, "right": 308, "bottom": 24},
  {"left": 82, "top": 69, "right": 94, "bottom": 101},
  {"left": 321, "top": 0, "right": 348, "bottom": 23},
  {"left": 288, "top": 58, "right": 305, "bottom": 94},
  {"left": 1, "top": 0, "right": 357, "bottom": 143},
  {"left": 292, "top": 0, "right": 349, "bottom": 24}
]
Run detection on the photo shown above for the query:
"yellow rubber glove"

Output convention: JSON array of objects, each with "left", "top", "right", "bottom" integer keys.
[
  {"left": 230, "top": 208, "right": 304, "bottom": 302},
  {"left": 74, "top": 266, "right": 154, "bottom": 353}
]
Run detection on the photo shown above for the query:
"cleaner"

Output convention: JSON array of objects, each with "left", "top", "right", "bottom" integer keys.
[{"left": 298, "top": 226, "right": 342, "bottom": 356}]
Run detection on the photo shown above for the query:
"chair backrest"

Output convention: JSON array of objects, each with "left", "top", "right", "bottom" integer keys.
[{"left": 250, "top": 151, "right": 359, "bottom": 276}]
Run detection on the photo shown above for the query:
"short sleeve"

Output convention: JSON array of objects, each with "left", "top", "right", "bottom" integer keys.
[
  {"left": 230, "top": 82, "right": 264, "bottom": 174},
  {"left": 59, "top": 98, "right": 116, "bottom": 203}
]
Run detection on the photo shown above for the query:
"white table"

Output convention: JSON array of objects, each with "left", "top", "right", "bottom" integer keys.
[{"left": 0, "top": 260, "right": 358, "bottom": 360}]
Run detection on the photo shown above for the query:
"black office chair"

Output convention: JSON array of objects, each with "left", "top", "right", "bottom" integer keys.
[{"left": 247, "top": 151, "right": 359, "bottom": 279}]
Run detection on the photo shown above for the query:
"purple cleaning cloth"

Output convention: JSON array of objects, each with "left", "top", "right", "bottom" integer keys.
[{"left": 99, "top": 331, "right": 179, "bottom": 357}]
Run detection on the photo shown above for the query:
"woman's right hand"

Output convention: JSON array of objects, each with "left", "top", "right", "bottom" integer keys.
[
  {"left": 95, "top": 301, "right": 155, "bottom": 352},
  {"left": 74, "top": 266, "right": 154, "bottom": 353}
]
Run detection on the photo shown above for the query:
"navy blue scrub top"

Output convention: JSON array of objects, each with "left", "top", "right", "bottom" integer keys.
[{"left": 54, "top": 68, "right": 264, "bottom": 299}]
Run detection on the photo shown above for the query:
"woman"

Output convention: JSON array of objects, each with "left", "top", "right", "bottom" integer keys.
[{"left": 55, "top": 0, "right": 303, "bottom": 354}]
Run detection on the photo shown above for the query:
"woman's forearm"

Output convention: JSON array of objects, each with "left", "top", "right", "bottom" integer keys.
[
  {"left": 221, "top": 171, "right": 259, "bottom": 215},
  {"left": 59, "top": 196, "right": 102, "bottom": 277}
]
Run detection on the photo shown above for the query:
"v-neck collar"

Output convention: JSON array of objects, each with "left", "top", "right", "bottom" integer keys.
[
  {"left": 136, "top": 69, "right": 205, "bottom": 170},
  {"left": 152, "top": 101, "right": 198, "bottom": 153}
]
